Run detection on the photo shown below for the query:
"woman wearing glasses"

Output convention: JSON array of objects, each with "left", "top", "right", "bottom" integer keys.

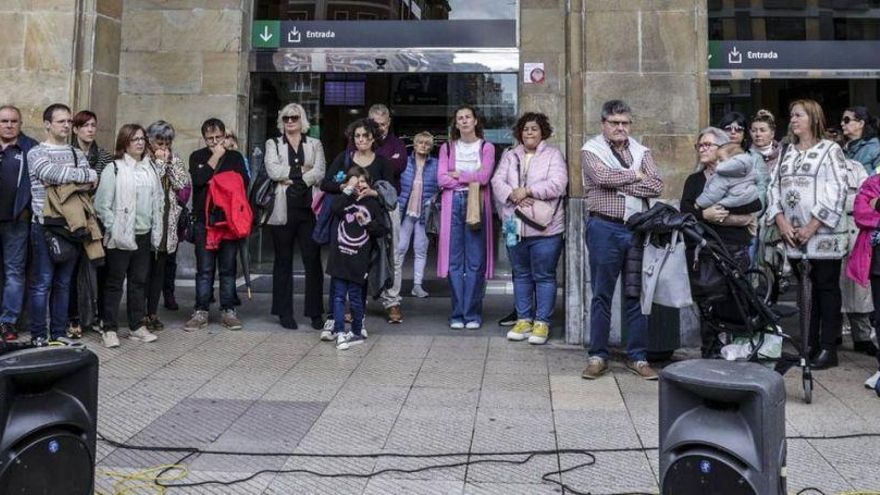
[
  {"left": 680, "top": 127, "right": 763, "bottom": 358},
  {"left": 264, "top": 103, "right": 326, "bottom": 330},
  {"left": 94, "top": 124, "right": 165, "bottom": 348}
]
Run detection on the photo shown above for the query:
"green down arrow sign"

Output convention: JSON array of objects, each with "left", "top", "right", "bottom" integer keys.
[{"left": 253, "top": 21, "right": 280, "bottom": 49}]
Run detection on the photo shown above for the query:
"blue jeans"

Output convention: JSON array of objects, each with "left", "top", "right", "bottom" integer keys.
[
  {"left": 0, "top": 221, "right": 29, "bottom": 324},
  {"left": 507, "top": 235, "right": 563, "bottom": 324},
  {"left": 29, "top": 223, "right": 77, "bottom": 340},
  {"left": 586, "top": 217, "right": 647, "bottom": 362},
  {"left": 331, "top": 277, "right": 365, "bottom": 335},
  {"left": 193, "top": 222, "right": 238, "bottom": 311},
  {"left": 448, "top": 190, "right": 486, "bottom": 325}
]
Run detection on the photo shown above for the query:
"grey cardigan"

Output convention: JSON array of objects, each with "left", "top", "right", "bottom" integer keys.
[
  {"left": 695, "top": 153, "right": 758, "bottom": 209},
  {"left": 264, "top": 135, "right": 326, "bottom": 225}
]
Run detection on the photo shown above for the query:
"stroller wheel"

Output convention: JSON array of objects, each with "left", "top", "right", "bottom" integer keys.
[{"left": 803, "top": 370, "right": 813, "bottom": 404}]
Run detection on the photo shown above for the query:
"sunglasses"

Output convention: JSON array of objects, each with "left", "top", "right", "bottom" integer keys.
[
  {"left": 723, "top": 124, "right": 744, "bottom": 133},
  {"left": 841, "top": 116, "right": 861, "bottom": 125},
  {"left": 282, "top": 115, "right": 301, "bottom": 123}
]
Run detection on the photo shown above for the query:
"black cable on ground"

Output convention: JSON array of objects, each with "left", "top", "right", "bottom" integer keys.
[{"left": 97, "top": 430, "right": 880, "bottom": 495}]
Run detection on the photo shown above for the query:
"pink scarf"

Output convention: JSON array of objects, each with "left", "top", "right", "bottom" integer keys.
[{"left": 406, "top": 158, "right": 426, "bottom": 218}]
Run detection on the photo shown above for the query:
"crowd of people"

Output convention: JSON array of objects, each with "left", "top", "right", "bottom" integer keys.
[{"left": 0, "top": 97, "right": 877, "bottom": 394}]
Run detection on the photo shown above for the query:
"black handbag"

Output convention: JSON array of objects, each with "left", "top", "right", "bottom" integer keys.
[
  {"left": 43, "top": 228, "right": 78, "bottom": 264},
  {"left": 688, "top": 243, "right": 728, "bottom": 300},
  {"left": 177, "top": 205, "right": 194, "bottom": 244},
  {"left": 424, "top": 192, "right": 442, "bottom": 237}
]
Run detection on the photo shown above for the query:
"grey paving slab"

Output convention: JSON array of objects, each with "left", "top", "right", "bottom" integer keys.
[
  {"left": 785, "top": 439, "right": 854, "bottom": 493},
  {"left": 384, "top": 417, "right": 476, "bottom": 454},
  {"left": 153, "top": 469, "right": 273, "bottom": 494},
  {"left": 296, "top": 411, "right": 397, "bottom": 454},
  {"left": 420, "top": 357, "right": 486, "bottom": 374},
  {"left": 211, "top": 400, "right": 326, "bottom": 452},
  {"left": 414, "top": 370, "right": 483, "bottom": 390},
  {"left": 463, "top": 482, "right": 563, "bottom": 494},
  {"left": 478, "top": 388, "right": 552, "bottom": 412},
  {"left": 481, "top": 371, "right": 550, "bottom": 391},
  {"left": 190, "top": 366, "right": 288, "bottom": 400},
  {"left": 403, "top": 386, "right": 481, "bottom": 410},
  {"left": 263, "top": 473, "right": 369, "bottom": 495},
  {"left": 363, "top": 478, "right": 465, "bottom": 494},
  {"left": 187, "top": 452, "right": 290, "bottom": 473},
  {"left": 323, "top": 384, "right": 411, "bottom": 413},
  {"left": 127, "top": 398, "right": 253, "bottom": 448},
  {"left": 554, "top": 410, "right": 644, "bottom": 450},
  {"left": 559, "top": 451, "right": 658, "bottom": 494},
  {"left": 471, "top": 409, "right": 557, "bottom": 452},
  {"left": 465, "top": 454, "right": 560, "bottom": 485}
]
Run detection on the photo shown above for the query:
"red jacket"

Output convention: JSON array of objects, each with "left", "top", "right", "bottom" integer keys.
[{"left": 206, "top": 171, "right": 252, "bottom": 250}]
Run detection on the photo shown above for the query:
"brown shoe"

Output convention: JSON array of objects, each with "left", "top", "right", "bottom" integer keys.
[
  {"left": 626, "top": 360, "right": 659, "bottom": 381},
  {"left": 581, "top": 356, "right": 608, "bottom": 380},
  {"left": 387, "top": 305, "right": 403, "bottom": 324}
]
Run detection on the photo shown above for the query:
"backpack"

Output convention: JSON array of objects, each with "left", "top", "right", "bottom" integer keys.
[{"left": 205, "top": 171, "right": 253, "bottom": 250}]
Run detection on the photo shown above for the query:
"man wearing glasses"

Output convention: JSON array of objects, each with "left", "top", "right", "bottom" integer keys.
[
  {"left": 580, "top": 100, "right": 664, "bottom": 381},
  {"left": 0, "top": 105, "right": 39, "bottom": 342},
  {"left": 27, "top": 103, "right": 98, "bottom": 346},
  {"left": 185, "top": 118, "right": 250, "bottom": 332}
]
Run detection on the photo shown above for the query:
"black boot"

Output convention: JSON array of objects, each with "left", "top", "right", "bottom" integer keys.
[
  {"left": 279, "top": 316, "right": 298, "bottom": 330},
  {"left": 164, "top": 294, "right": 179, "bottom": 311},
  {"left": 810, "top": 349, "right": 838, "bottom": 370},
  {"left": 853, "top": 340, "right": 879, "bottom": 357}
]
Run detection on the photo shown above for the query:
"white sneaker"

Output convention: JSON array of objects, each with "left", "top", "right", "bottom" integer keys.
[
  {"left": 865, "top": 371, "right": 880, "bottom": 389},
  {"left": 336, "top": 331, "right": 365, "bottom": 350},
  {"left": 361, "top": 319, "right": 368, "bottom": 339},
  {"left": 465, "top": 321, "right": 481, "bottom": 330},
  {"left": 411, "top": 285, "right": 429, "bottom": 298},
  {"left": 129, "top": 326, "right": 158, "bottom": 343},
  {"left": 450, "top": 321, "right": 465, "bottom": 330},
  {"left": 323, "top": 318, "right": 335, "bottom": 331},
  {"left": 320, "top": 329, "right": 337, "bottom": 342},
  {"left": 102, "top": 330, "right": 120, "bottom": 348}
]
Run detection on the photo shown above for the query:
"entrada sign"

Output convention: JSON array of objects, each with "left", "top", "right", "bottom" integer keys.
[
  {"left": 710, "top": 40, "right": 878, "bottom": 71},
  {"left": 252, "top": 20, "right": 517, "bottom": 50}
]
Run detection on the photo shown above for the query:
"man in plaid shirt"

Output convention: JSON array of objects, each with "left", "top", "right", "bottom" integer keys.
[{"left": 580, "top": 100, "right": 663, "bottom": 381}]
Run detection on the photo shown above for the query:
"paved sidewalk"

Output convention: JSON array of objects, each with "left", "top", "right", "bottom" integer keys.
[{"left": 88, "top": 291, "right": 880, "bottom": 494}]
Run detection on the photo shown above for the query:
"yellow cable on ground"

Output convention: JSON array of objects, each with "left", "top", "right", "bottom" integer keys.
[{"left": 95, "top": 464, "right": 189, "bottom": 495}]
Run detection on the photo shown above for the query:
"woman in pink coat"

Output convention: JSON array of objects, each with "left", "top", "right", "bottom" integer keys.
[
  {"left": 437, "top": 105, "right": 496, "bottom": 329},
  {"left": 491, "top": 112, "right": 568, "bottom": 345},
  {"left": 846, "top": 174, "right": 880, "bottom": 393}
]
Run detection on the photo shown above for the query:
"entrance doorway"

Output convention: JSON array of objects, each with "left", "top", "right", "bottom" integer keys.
[{"left": 247, "top": 71, "right": 518, "bottom": 273}]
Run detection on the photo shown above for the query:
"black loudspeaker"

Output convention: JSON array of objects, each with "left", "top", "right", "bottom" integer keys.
[
  {"left": 659, "top": 360, "right": 786, "bottom": 495},
  {"left": 0, "top": 347, "right": 98, "bottom": 495}
]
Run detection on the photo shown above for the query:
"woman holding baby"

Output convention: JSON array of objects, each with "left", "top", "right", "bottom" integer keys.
[{"left": 680, "top": 126, "right": 763, "bottom": 357}]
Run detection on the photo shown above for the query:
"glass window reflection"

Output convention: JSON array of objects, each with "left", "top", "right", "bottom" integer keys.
[
  {"left": 708, "top": 0, "right": 880, "bottom": 40},
  {"left": 256, "top": 0, "right": 518, "bottom": 21}
]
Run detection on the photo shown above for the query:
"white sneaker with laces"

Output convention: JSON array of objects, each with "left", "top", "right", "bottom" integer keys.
[
  {"left": 102, "top": 330, "right": 120, "bottom": 348},
  {"left": 865, "top": 371, "right": 880, "bottom": 389},
  {"left": 336, "top": 331, "right": 365, "bottom": 350},
  {"left": 450, "top": 321, "right": 465, "bottom": 330},
  {"left": 129, "top": 326, "right": 158, "bottom": 343},
  {"left": 323, "top": 318, "right": 335, "bottom": 331},
  {"left": 465, "top": 321, "right": 481, "bottom": 330},
  {"left": 320, "top": 329, "right": 336, "bottom": 341}
]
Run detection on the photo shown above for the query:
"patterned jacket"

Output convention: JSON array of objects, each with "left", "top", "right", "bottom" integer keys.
[
  {"left": 153, "top": 154, "right": 191, "bottom": 253},
  {"left": 765, "top": 139, "right": 848, "bottom": 259}
]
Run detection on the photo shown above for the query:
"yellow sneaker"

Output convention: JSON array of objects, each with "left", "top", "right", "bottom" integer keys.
[
  {"left": 528, "top": 321, "right": 549, "bottom": 345},
  {"left": 506, "top": 319, "right": 532, "bottom": 341}
]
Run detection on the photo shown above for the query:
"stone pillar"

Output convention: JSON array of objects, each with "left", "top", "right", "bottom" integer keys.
[
  {"left": 564, "top": 0, "right": 709, "bottom": 345},
  {"left": 0, "top": 0, "right": 79, "bottom": 137},
  {"left": 117, "top": 1, "right": 252, "bottom": 277},
  {"left": 75, "top": 0, "right": 123, "bottom": 147}
]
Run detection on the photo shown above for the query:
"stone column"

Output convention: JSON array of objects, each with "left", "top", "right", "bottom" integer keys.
[
  {"left": 0, "top": 0, "right": 79, "bottom": 137},
  {"left": 564, "top": 0, "right": 709, "bottom": 346},
  {"left": 117, "top": 1, "right": 252, "bottom": 277},
  {"left": 75, "top": 0, "right": 123, "bottom": 147}
]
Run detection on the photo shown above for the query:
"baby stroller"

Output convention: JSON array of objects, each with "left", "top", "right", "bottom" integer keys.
[{"left": 627, "top": 203, "right": 814, "bottom": 404}]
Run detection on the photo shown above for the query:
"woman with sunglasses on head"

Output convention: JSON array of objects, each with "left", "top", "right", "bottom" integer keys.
[
  {"left": 264, "top": 103, "right": 327, "bottom": 330},
  {"left": 840, "top": 107, "right": 880, "bottom": 358},
  {"left": 719, "top": 112, "right": 771, "bottom": 211}
]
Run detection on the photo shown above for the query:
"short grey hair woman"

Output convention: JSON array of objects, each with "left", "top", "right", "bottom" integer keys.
[{"left": 142, "top": 120, "right": 191, "bottom": 332}]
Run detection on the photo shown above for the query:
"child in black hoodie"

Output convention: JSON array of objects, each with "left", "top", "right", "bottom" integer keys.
[{"left": 325, "top": 167, "right": 389, "bottom": 349}]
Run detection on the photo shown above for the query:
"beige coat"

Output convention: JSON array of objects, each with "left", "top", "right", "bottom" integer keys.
[{"left": 264, "top": 135, "right": 325, "bottom": 225}]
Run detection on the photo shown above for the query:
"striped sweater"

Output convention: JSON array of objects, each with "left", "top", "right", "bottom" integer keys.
[{"left": 27, "top": 142, "right": 97, "bottom": 223}]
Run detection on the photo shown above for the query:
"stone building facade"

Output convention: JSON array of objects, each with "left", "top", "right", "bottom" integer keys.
[{"left": 2, "top": 0, "right": 709, "bottom": 345}]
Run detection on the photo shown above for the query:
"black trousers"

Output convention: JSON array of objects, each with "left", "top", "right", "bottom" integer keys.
[
  {"left": 163, "top": 251, "right": 177, "bottom": 299},
  {"left": 146, "top": 251, "right": 168, "bottom": 316},
  {"left": 270, "top": 206, "right": 324, "bottom": 320},
  {"left": 793, "top": 258, "right": 842, "bottom": 353},
  {"left": 103, "top": 234, "right": 151, "bottom": 331}
]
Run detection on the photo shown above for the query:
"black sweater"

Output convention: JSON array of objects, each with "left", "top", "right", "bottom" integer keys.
[
  {"left": 189, "top": 147, "right": 249, "bottom": 223},
  {"left": 327, "top": 194, "right": 389, "bottom": 283},
  {"left": 320, "top": 152, "right": 392, "bottom": 194},
  {"left": 680, "top": 170, "right": 761, "bottom": 246}
]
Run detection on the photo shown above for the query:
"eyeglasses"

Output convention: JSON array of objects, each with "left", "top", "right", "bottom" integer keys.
[
  {"left": 604, "top": 119, "right": 631, "bottom": 127},
  {"left": 723, "top": 124, "right": 744, "bottom": 133},
  {"left": 0, "top": 119, "right": 20, "bottom": 125},
  {"left": 204, "top": 135, "right": 224, "bottom": 143},
  {"left": 841, "top": 116, "right": 861, "bottom": 125},
  {"left": 131, "top": 137, "right": 146, "bottom": 143},
  {"left": 695, "top": 142, "right": 719, "bottom": 151},
  {"left": 282, "top": 115, "right": 301, "bottom": 123}
]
